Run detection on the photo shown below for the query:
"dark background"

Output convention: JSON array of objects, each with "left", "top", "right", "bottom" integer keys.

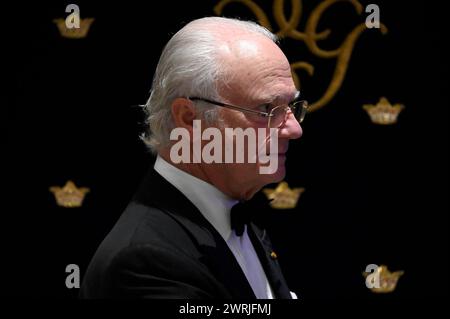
[{"left": 2, "top": 0, "right": 448, "bottom": 300}]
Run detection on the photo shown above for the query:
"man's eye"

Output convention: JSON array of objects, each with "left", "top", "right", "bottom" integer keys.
[{"left": 258, "top": 104, "right": 272, "bottom": 113}]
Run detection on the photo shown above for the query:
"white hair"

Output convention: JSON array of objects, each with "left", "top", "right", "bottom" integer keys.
[{"left": 141, "top": 17, "right": 278, "bottom": 153}]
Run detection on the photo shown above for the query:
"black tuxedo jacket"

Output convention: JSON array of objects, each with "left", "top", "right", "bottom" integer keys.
[{"left": 80, "top": 167, "right": 293, "bottom": 299}]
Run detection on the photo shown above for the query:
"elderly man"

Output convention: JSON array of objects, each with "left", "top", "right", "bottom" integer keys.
[{"left": 81, "top": 17, "right": 308, "bottom": 299}]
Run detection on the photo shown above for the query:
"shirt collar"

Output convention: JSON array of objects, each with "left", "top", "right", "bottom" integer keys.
[{"left": 154, "top": 155, "right": 238, "bottom": 240}]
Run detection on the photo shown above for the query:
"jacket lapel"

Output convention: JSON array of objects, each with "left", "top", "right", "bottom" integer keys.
[
  {"left": 134, "top": 167, "right": 256, "bottom": 299},
  {"left": 248, "top": 223, "right": 292, "bottom": 299}
]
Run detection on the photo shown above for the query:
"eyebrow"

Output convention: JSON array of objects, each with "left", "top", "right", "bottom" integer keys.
[{"left": 261, "top": 91, "right": 301, "bottom": 105}]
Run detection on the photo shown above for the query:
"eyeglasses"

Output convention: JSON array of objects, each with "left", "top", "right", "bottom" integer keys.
[{"left": 188, "top": 96, "right": 309, "bottom": 129}]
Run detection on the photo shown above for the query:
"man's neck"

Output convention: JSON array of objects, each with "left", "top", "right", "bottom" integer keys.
[
  {"left": 158, "top": 149, "right": 214, "bottom": 187},
  {"left": 157, "top": 149, "right": 260, "bottom": 200}
]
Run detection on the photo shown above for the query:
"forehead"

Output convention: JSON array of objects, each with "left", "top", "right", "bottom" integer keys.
[{"left": 218, "top": 37, "right": 296, "bottom": 104}]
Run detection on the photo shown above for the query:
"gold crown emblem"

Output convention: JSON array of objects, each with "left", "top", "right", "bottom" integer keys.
[
  {"left": 53, "top": 17, "right": 94, "bottom": 39},
  {"left": 363, "top": 97, "right": 404, "bottom": 125},
  {"left": 49, "top": 180, "right": 90, "bottom": 208},
  {"left": 363, "top": 265, "right": 404, "bottom": 293},
  {"left": 262, "top": 181, "right": 305, "bottom": 209}
]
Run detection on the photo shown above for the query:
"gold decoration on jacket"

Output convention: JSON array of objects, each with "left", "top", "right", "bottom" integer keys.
[
  {"left": 363, "top": 97, "right": 404, "bottom": 125},
  {"left": 214, "top": 0, "right": 388, "bottom": 112},
  {"left": 363, "top": 265, "right": 404, "bottom": 293},
  {"left": 262, "top": 181, "right": 304, "bottom": 209},
  {"left": 53, "top": 17, "right": 94, "bottom": 39},
  {"left": 49, "top": 180, "right": 90, "bottom": 208}
]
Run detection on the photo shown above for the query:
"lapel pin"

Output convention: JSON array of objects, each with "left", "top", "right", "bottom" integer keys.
[{"left": 270, "top": 251, "right": 278, "bottom": 260}]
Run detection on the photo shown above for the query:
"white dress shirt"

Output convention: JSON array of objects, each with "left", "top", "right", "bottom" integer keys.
[{"left": 154, "top": 155, "right": 274, "bottom": 299}]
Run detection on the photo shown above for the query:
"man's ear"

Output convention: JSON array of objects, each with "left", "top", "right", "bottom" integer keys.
[{"left": 171, "top": 98, "right": 196, "bottom": 132}]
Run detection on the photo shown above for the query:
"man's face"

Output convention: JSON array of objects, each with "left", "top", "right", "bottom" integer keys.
[{"left": 201, "top": 34, "right": 303, "bottom": 200}]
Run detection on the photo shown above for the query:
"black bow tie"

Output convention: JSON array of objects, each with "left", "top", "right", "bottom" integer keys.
[{"left": 230, "top": 193, "right": 272, "bottom": 236}]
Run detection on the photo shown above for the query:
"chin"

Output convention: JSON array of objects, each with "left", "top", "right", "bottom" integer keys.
[{"left": 264, "top": 165, "right": 286, "bottom": 184}]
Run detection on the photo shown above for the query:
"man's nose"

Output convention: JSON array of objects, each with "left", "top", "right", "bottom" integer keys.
[{"left": 278, "top": 112, "right": 303, "bottom": 140}]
